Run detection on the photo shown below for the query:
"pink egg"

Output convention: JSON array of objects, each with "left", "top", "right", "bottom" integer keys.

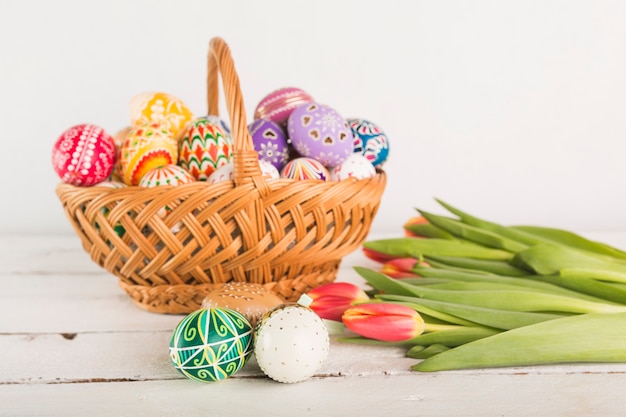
[
  {"left": 254, "top": 87, "right": 314, "bottom": 127},
  {"left": 52, "top": 124, "right": 116, "bottom": 186},
  {"left": 287, "top": 103, "right": 353, "bottom": 168},
  {"left": 280, "top": 157, "right": 330, "bottom": 181},
  {"left": 330, "top": 154, "right": 376, "bottom": 181}
]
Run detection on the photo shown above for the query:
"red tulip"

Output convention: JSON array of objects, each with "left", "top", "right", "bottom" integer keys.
[
  {"left": 362, "top": 247, "right": 399, "bottom": 264},
  {"left": 381, "top": 258, "right": 421, "bottom": 278},
  {"left": 342, "top": 303, "right": 425, "bottom": 342},
  {"left": 300, "top": 282, "right": 370, "bottom": 322}
]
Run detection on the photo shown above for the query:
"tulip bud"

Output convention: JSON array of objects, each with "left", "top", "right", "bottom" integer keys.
[
  {"left": 298, "top": 282, "right": 370, "bottom": 322},
  {"left": 362, "top": 247, "right": 399, "bottom": 264},
  {"left": 381, "top": 258, "right": 421, "bottom": 278},
  {"left": 342, "top": 303, "right": 425, "bottom": 342},
  {"left": 404, "top": 216, "right": 429, "bottom": 237}
]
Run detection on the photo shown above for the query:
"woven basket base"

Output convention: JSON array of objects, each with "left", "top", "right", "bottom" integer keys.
[{"left": 118, "top": 263, "right": 339, "bottom": 314}]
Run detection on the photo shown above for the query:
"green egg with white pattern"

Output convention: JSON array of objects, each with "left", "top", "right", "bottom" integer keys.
[{"left": 169, "top": 307, "right": 253, "bottom": 382}]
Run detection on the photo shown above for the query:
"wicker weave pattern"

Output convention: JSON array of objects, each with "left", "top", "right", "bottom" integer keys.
[{"left": 55, "top": 37, "right": 386, "bottom": 314}]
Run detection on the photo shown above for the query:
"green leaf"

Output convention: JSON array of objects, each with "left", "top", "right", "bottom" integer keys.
[
  {"left": 407, "top": 344, "right": 450, "bottom": 359},
  {"left": 355, "top": 267, "right": 626, "bottom": 315},
  {"left": 418, "top": 209, "right": 528, "bottom": 253},
  {"left": 405, "top": 223, "right": 456, "bottom": 239},
  {"left": 377, "top": 294, "right": 564, "bottom": 330},
  {"left": 512, "top": 225, "right": 626, "bottom": 261},
  {"left": 363, "top": 238, "right": 513, "bottom": 261},
  {"left": 424, "top": 255, "right": 530, "bottom": 276},
  {"left": 512, "top": 244, "right": 626, "bottom": 276},
  {"left": 413, "top": 313, "right": 626, "bottom": 371}
]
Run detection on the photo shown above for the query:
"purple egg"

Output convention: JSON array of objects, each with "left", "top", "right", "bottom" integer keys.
[
  {"left": 287, "top": 102, "right": 354, "bottom": 168},
  {"left": 248, "top": 119, "right": 290, "bottom": 171}
]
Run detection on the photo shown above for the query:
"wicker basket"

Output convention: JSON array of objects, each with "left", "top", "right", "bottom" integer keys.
[{"left": 55, "top": 37, "right": 387, "bottom": 314}]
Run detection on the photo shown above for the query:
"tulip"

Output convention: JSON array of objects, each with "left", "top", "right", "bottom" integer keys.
[
  {"left": 342, "top": 303, "right": 425, "bottom": 342},
  {"left": 362, "top": 247, "right": 400, "bottom": 264},
  {"left": 404, "top": 216, "right": 429, "bottom": 237},
  {"left": 381, "top": 257, "right": 424, "bottom": 278},
  {"left": 298, "top": 282, "right": 370, "bottom": 322}
]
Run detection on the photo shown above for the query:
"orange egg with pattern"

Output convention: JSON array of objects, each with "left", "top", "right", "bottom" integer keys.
[
  {"left": 119, "top": 122, "right": 178, "bottom": 186},
  {"left": 178, "top": 117, "right": 233, "bottom": 181}
]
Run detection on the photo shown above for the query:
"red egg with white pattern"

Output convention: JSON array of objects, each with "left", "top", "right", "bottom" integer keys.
[{"left": 52, "top": 124, "right": 116, "bottom": 186}]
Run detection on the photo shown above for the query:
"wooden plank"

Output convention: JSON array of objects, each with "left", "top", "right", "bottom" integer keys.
[{"left": 2, "top": 373, "right": 626, "bottom": 417}]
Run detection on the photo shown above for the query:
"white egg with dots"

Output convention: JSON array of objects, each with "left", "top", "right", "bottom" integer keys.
[{"left": 253, "top": 304, "right": 329, "bottom": 383}]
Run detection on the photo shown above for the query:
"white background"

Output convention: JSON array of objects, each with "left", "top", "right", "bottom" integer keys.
[{"left": 1, "top": 0, "right": 625, "bottom": 236}]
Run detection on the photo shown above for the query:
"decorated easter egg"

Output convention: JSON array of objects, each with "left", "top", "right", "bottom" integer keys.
[
  {"left": 248, "top": 119, "right": 290, "bottom": 171},
  {"left": 178, "top": 117, "right": 233, "bottom": 180},
  {"left": 52, "top": 124, "right": 116, "bottom": 186},
  {"left": 129, "top": 92, "right": 194, "bottom": 138},
  {"left": 206, "top": 161, "right": 234, "bottom": 184},
  {"left": 330, "top": 154, "right": 376, "bottom": 181},
  {"left": 259, "top": 159, "right": 280, "bottom": 181},
  {"left": 254, "top": 87, "right": 314, "bottom": 126},
  {"left": 280, "top": 157, "right": 330, "bottom": 181},
  {"left": 287, "top": 103, "right": 353, "bottom": 168},
  {"left": 205, "top": 115, "right": 232, "bottom": 137},
  {"left": 348, "top": 118, "right": 390, "bottom": 168},
  {"left": 254, "top": 304, "right": 329, "bottom": 383},
  {"left": 169, "top": 308, "right": 253, "bottom": 382},
  {"left": 138, "top": 164, "right": 195, "bottom": 188},
  {"left": 207, "top": 160, "right": 280, "bottom": 184},
  {"left": 139, "top": 164, "right": 195, "bottom": 228},
  {"left": 202, "top": 282, "right": 285, "bottom": 328},
  {"left": 119, "top": 122, "right": 178, "bottom": 186}
]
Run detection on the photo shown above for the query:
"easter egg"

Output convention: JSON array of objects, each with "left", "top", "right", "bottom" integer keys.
[
  {"left": 280, "top": 157, "right": 330, "bottom": 181},
  {"left": 169, "top": 308, "right": 253, "bottom": 383},
  {"left": 129, "top": 92, "right": 194, "bottom": 138},
  {"left": 254, "top": 304, "right": 329, "bottom": 383},
  {"left": 248, "top": 119, "right": 290, "bottom": 171},
  {"left": 259, "top": 159, "right": 280, "bottom": 181},
  {"left": 206, "top": 161, "right": 234, "bottom": 184},
  {"left": 207, "top": 160, "right": 280, "bottom": 184},
  {"left": 287, "top": 103, "right": 353, "bottom": 168},
  {"left": 254, "top": 87, "right": 314, "bottom": 126},
  {"left": 205, "top": 115, "right": 232, "bottom": 137},
  {"left": 119, "top": 122, "right": 178, "bottom": 186},
  {"left": 138, "top": 164, "right": 195, "bottom": 188},
  {"left": 330, "top": 154, "right": 376, "bottom": 181},
  {"left": 52, "top": 124, "right": 116, "bottom": 186},
  {"left": 202, "top": 282, "right": 285, "bottom": 328},
  {"left": 348, "top": 118, "right": 390, "bottom": 168},
  {"left": 178, "top": 117, "right": 233, "bottom": 181},
  {"left": 139, "top": 164, "right": 195, "bottom": 229}
]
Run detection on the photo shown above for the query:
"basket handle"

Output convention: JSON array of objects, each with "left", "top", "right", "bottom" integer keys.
[{"left": 207, "top": 37, "right": 263, "bottom": 186}]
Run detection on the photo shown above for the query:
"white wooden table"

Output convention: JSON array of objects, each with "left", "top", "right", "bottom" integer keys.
[{"left": 2, "top": 232, "right": 626, "bottom": 417}]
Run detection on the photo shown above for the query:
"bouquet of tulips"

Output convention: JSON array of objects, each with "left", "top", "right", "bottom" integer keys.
[{"left": 299, "top": 199, "right": 626, "bottom": 372}]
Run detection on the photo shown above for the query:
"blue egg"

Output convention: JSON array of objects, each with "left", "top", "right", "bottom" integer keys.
[{"left": 348, "top": 118, "right": 390, "bottom": 168}]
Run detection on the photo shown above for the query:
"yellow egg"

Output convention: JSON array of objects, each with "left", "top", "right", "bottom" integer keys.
[
  {"left": 129, "top": 92, "right": 194, "bottom": 139},
  {"left": 119, "top": 122, "right": 178, "bottom": 186}
]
